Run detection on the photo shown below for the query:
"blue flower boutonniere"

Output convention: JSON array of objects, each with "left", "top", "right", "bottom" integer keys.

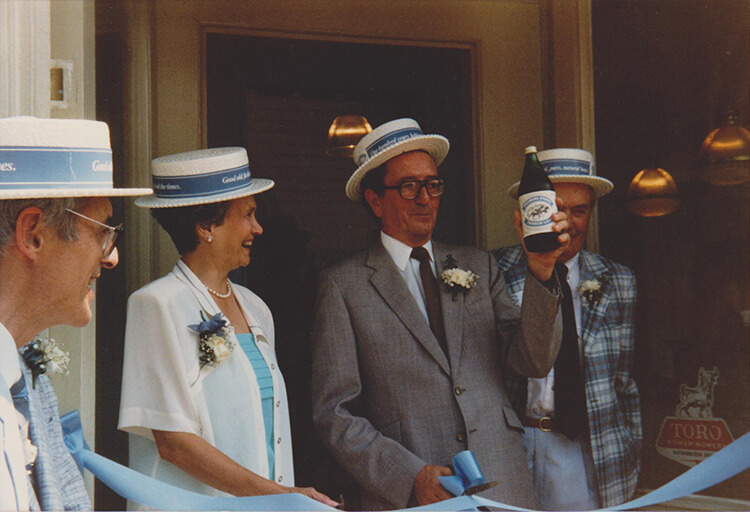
[
  {"left": 21, "top": 337, "right": 70, "bottom": 388},
  {"left": 441, "top": 254, "right": 479, "bottom": 301},
  {"left": 188, "top": 311, "right": 235, "bottom": 367}
]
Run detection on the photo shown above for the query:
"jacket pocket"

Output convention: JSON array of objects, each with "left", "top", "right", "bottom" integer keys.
[{"left": 376, "top": 418, "right": 401, "bottom": 443}]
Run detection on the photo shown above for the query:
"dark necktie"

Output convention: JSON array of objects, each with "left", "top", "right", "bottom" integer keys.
[
  {"left": 411, "top": 247, "right": 448, "bottom": 357},
  {"left": 553, "top": 263, "right": 588, "bottom": 440}
]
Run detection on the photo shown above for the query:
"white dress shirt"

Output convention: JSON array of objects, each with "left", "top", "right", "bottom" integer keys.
[
  {"left": 380, "top": 232, "right": 437, "bottom": 325},
  {"left": 526, "top": 253, "right": 583, "bottom": 418},
  {"left": 1, "top": 322, "right": 30, "bottom": 511}
]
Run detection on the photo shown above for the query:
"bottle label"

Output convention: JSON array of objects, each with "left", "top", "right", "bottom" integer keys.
[{"left": 519, "top": 190, "right": 558, "bottom": 236}]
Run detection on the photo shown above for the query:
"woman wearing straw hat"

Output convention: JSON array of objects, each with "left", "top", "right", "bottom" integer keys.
[{"left": 118, "top": 148, "right": 336, "bottom": 506}]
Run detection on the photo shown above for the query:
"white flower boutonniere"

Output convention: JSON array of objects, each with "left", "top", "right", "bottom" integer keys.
[
  {"left": 21, "top": 337, "right": 70, "bottom": 388},
  {"left": 188, "top": 312, "right": 235, "bottom": 367},
  {"left": 441, "top": 255, "right": 479, "bottom": 300},
  {"left": 578, "top": 279, "right": 603, "bottom": 307}
]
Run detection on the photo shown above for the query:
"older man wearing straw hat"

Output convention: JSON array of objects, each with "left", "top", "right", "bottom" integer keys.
[
  {"left": 495, "top": 148, "right": 640, "bottom": 510},
  {"left": 0, "top": 116, "right": 150, "bottom": 511},
  {"left": 311, "top": 118, "right": 572, "bottom": 510}
]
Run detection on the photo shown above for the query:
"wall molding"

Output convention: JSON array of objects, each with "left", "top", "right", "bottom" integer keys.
[{"left": 0, "top": 0, "right": 50, "bottom": 117}]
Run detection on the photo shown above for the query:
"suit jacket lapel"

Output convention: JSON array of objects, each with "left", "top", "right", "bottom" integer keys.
[
  {"left": 434, "top": 244, "right": 465, "bottom": 375},
  {"left": 367, "top": 241, "right": 451, "bottom": 375},
  {"left": 579, "top": 251, "right": 612, "bottom": 352}
]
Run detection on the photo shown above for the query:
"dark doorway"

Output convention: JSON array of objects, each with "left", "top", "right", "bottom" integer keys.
[{"left": 206, "top": 33, "right": 476, "bottom": 503}]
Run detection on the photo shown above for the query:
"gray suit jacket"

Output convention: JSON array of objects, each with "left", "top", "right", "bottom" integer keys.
[
  {"left": 22, "top": 366, "right": 91, "bottom": 511},
  {"left": 311, "top": 240, "right": 562, "bottom": 510}
]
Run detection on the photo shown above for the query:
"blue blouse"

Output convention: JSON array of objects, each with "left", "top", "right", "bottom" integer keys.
[{"left": 236, "top": 333, "right": 275, "bottom": 479}]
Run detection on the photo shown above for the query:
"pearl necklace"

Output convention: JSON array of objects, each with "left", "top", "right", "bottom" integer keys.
[{"left": 206, "top": 278, "right": 233, "bottom": 299}]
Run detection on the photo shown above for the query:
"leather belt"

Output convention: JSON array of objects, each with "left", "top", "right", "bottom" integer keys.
[{"left": 522, "top": 416, "right": 558, "bottom": 432}]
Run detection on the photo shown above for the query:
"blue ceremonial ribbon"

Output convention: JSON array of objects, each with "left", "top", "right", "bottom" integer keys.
[
  {"left": 469, "top": 431, "right": 750, "bottom": 512},
  {"left": 61, "top": 409, "right": 750, "bottom": 512},
  {"left": 60, "top": 411, "right": 333, "bottom": 511},
  {"left": 607, "top": 430, "right": 750, "bottom": 510},
  {"left": 438, "top": 450, "right": 486, "bottom": 497}
]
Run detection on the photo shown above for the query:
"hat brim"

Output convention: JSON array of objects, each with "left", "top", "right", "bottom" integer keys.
[
  {"left": 0, "top": 187, "right": 153, "bottom": 200},
  {"left": 135, "top": 179, "right": 274, "bottom": 208},
  {"left": 345, "top": 135, "right": 449, "bottom": 201},
  {"left": 507, "top": 175, "right": 614, "bottom": 199}
]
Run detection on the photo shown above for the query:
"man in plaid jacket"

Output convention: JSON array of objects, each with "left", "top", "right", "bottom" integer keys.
[{"left": 494, "top": 149, "right": 641, "bottom": 509}]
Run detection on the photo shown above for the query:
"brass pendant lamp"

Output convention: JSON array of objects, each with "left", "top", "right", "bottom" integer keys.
[
  {"left": 626, "top": 167, "right": 680, "bottom": 217},
  {"left": 699, "top": 112, "right": 750, "bottom": 185},
  {"left": 326, "top": 116, "right": 372, "bottom": 158}
]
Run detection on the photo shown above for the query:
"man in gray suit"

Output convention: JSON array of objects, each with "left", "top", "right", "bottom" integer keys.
[{"left": 312, "top": 118, "right": 571, "bottom": 510}]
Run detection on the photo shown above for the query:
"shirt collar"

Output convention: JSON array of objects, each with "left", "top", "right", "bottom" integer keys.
[
  {"left": 564, "top": 252, "right": 581, "bottom": 287},
  {"left": 380, "top": 231, "right": 434, "bottom": 271},
  {"left": 0, "top": 321, "right": 22, "bottom": 387}
]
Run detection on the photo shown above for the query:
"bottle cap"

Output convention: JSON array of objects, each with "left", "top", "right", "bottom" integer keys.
[{"left": 524, "top": 146, "right": 537, "bottom": 154}]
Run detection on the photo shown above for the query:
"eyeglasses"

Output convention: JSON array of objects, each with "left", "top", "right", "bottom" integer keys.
[
  {"left": 383, "top": 178, "right": 445, "bottom": 200},
  {"left": 65, "top": 208, "right": 124, "bottom": 258}
]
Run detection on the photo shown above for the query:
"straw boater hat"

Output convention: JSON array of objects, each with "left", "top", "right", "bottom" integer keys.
[
  {"left": 135, "top": 147, "right": 274, "bottom": 208},
  {"left": 345, "top": 118, "right": 450, "bottom": 201},
  {"left": 507, "top": 148, "right": 614, "bottom": 199},
  {"left": 0, "top": 116, "right": 151, "bottom": 199}
]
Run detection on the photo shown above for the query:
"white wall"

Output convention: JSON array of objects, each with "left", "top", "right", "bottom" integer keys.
[{"left": 0, "top": 0, "right": 98, "bottom": 499}]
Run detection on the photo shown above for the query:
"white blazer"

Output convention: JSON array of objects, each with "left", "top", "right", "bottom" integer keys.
[{"left": 118, "top": 260, "right": 293, "bottom": 500}]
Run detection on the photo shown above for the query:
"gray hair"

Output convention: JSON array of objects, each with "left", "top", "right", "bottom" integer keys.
[{"left": 0, "top": 197, "right": 86, "bottom": 256}]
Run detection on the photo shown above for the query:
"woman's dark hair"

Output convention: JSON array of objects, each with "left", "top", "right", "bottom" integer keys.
[{"left": 151, "top": 201, "right": 231, "bottom": 255}]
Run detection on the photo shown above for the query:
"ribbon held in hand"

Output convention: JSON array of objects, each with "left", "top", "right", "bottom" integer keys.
[
  {"left": 438, "top": 450, "right": 499, "bottom": 497},
  {"left": 61, "top": 411, "right": 334, "bottom": 511}
]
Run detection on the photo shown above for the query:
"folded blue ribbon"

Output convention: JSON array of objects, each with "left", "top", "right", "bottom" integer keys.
[
  {"left": 438, "top": 450, "right": 485, "bottom": 496},
  {"left": 61, "top": 409, "right": 750, "bottom": 512}
]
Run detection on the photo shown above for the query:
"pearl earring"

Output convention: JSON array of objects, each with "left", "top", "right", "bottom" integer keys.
[{"left": 207, "top": 235, "right": 213, "bottom": 243}]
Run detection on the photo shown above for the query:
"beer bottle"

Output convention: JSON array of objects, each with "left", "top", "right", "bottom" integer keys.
[{"left": 518, "top": 146, "right": 560, "bottom": 252}]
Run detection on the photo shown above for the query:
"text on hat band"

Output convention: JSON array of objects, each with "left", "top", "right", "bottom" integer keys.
[
  {"left": 0, "top": 147, "right": 114, "bottom": 190},
  {"left": 541, "top": 158, "right": 592, "bottom": 176},
  {"left": 361, "top": 127, "right": 424, "bottom": 164},
  {"left": 152, "top": 164, "right": 253, "bottom": 198}
]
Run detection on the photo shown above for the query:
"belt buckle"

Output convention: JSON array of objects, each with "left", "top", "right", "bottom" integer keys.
[{"left": 538, "top": 416, "right": 553, "bottom": 432}]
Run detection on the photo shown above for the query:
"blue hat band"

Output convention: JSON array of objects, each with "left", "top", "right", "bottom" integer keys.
[
  {"left": 152, "top": 164, "right": 252, "bottom": 198},
  {"left": 0, "top": 147, "right": 114, "bottom": 190},
  {"left": 541, "top": 158, "right": 592, "bottom": 177},
  {"left": 360, "top": 127, "right": 424, "bottom": 164}
]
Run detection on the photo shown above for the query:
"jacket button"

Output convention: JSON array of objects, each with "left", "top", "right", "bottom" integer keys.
[
  {"left": 276, "top": 401, "right": 280, "bottom": 408},
  {"left": 270, "top": 363, "right": 276, "bottom": 370},
  {"left": 277, "top": 476, "right": 283, "bottom": 483},
  {"left": 456, "top": 433, "right": 465, "bottom": 442},
  {"left": 454, "top": 386, "right": 463, "bottom": 396},
  {"left": 277, "top": 437, "right": 282, "bottom": 444}
]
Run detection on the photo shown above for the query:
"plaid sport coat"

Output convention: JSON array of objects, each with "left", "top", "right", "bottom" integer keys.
[
  {"left": 21, "top": 364, "right": 91, "bottom": 511},
  {"left": 493, "top": 246, "right": 641, "bottom": 508}
]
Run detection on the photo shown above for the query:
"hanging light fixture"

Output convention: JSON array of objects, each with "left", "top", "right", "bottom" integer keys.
[
  {"left": 326, "top": 115, "right": 372, "bottom": 158},
  {"left": 699, "top": 112, "right": 750, "bottom": 185},
  {"left": 626, "top": 167, "right": 680, "bottom": 217}
]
